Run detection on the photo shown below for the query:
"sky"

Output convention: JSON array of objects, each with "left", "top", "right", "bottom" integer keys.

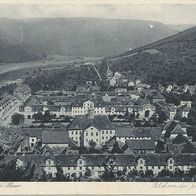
[{"left": 0, "top": 2, "right": 196, "bottom": 24}]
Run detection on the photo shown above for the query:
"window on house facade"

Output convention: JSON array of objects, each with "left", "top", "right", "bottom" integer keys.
[
  {"left": 140, "top": 160, "right": 143, "bottom": 164},
  {"left": 91, "top": 127, "right": 93, "bottom": 130},
  {"left": 102, "top": 131, "right": 104, "bottom": 134},
  {"left": 91, "top": 132, "right": 93, "bottom": 136},
  {"left": 96, "top": 132, "right": 98, "bottom": 136},
  {"left": 68, "top": 167, "right": 70, "bottom": 170},
  {"left": 170, "top": 166, "right": 172, "bottom": 169},
  {"left": 102, "top": 136, "right": 104, "bottom": 140},
  {"left": 80, "top": 166, "right": 82, "bottom": 170},
  {"left": 106, "top": 131, "right": 108, "bottom": 134},
  {"left": 86, "top": 132, "right": 88, "bottom": 136},
  {"left": 170, "top": 159, "right": 173, "bottom": 164}
]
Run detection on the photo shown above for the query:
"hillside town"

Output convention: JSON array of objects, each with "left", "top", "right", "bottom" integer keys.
[{"left": 0, "top": 69, "right": 196, "bottom": 182}]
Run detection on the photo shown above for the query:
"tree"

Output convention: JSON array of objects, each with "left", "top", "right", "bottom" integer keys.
[
  {"left": 71, "top": 173, "right": 77, "bottom": 181},
  {"left": 129, "top": 112, "right": 135, "bottom": 122},
  {"left": 145, "top": 110, "right": 150, "bottom": 118},
  {"left": 33, "top": 111, "right": 43, "bottom": 121},
  {"left": 84, "top": 167, "right": 92, "bottom": 177},
  {"left": 128, "top": 169, "right": 138, "bottom": 178},
  {"left": 0, "top": 145, "right": 4, "bottom": 155},
  {"left": 55, "top": 165, "right": 65, "bottom": 181},
  {"left": 155, "top": 140, "right": 166, "bottom": 153},
  {"left": 188, "top": 168, "right": 196, "bottom": 177},
  {"left": 88, "top": 140, "right": 97, "bottom": 149},
  {"left": 149, "top": 113, "right": 158, "bottom": 123},
  {"left": 158, "top": 169, "right": 173, "bottom": 177},
  {"left": 174, "top": 168, "right": 184, "bottom": 177},
  {"left": 101, "top": 156, "right": 116, "bottom": 181},
  {"left": 43, "top": 110, "right": 56, "bottom": 121},
  {"left": 124, "top": 109, "right": 129, "bottom": 119},
  {"left": 145, "top": 170, "right": 154, "bottom": 177},
  {"left": 111, "top": 142, "right": 123, "bottom": 154},
  {"left": 11, "top": 113, "right": 24, "bottom": 125}
]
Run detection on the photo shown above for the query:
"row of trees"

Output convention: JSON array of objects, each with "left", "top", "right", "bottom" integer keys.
[{"left": 33, "top": 111, "right": 56, "bottom": 122}]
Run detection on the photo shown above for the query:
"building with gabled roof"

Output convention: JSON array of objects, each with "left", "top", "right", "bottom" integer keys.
[
  {"left": 181, "top": 142, "right": 196, "bottom": 153},
  {"left": 71, "top": 98, "right": 106, "bottom": 116},
  {"left": 0, "top": 95, "right": 20, "bottom": 123},
  {"left": 116, "top": 126, "right": 162, "bottom": 143},
  {"left": 67, "top": 115, "right": 116, "bottom": 147},
  {"left": 162, "top": 120, "right": 188, "bottom": 140},
  {"left": 42, "top": 130, "right": 69, "bottom": 149},
  {"left": 43, "top": 153, "right": 196, "bottom": 178},
  {"left": 124, "top": 139, "right": 155, "bottom": 154}
]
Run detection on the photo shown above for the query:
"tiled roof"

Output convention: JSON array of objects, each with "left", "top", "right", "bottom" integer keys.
[
  {"left": 138, "top": 154, "right": 168, "bottom": 166},
  {"left": 42, "top": 131, "right": 69, "bottom": 144},
  {"left": 116, "top": 127, "right": 162, "bottom": 139},
  {"left": 167, "top": 144, "right": 184, "bottom": 154},
  {"left": 181, "top": 142, "right": 196, "bottom": 153},
  {"left": 126, "top": 139, "right": 155, "bottom": 150},
  {"left": 163, "top": 120, "right": 177, "bottom": 132},
  {"left": 171, "top": 125, "right": 186, "bottom": 135},
  {"left": 20, "top": 127, "right": 47, "bottom": 139},
  {"left": 68, "top": 115, "right": 115, "bottom": 130},
  {"left": 172, "top": 133, "right": 189, "bottom": 144},
  {"left": 104, "top": 136, "right": 116, "bottom": 148},
  {"left": 0, "top": 95, "right": 18, "bottom": 107},
  {"left": 55, "top": 155, "right": 79, "bottom": 167}
]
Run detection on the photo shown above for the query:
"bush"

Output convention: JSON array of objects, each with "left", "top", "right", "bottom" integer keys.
[{"left": 11, "top": 113, "right": 24, "bottom": 125}]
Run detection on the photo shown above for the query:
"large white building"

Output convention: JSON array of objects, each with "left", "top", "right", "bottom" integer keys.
[
  {"left": 71, "top": 99, "right": 106, "bottom": 116},
  {"left": 0, "top": 95, "right": 20, "bottom": 123},
  {"left": 67, "top": 115, "right": 116, "bottom": 147}
]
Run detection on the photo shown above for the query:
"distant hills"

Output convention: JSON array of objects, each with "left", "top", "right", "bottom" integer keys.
[
  {"left": 0, "top": 31, "right": 44, "bottom": 64},
  {"left": 0, "top": 17, "right": 178, "bottom": 61},
  {"left": 100, "top": 26, "right": 196, "bottom": 85}
]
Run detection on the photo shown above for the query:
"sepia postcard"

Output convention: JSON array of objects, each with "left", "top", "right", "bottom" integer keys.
[{"left": 0, "top": 0, "right": 196, "bottom": 195}]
